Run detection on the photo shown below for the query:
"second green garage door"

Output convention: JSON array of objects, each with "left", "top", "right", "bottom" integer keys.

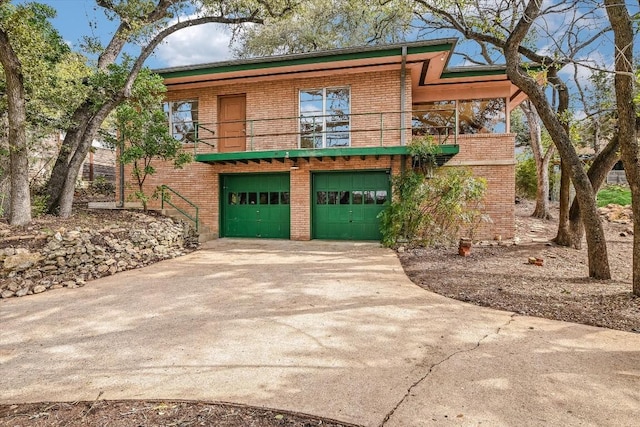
[
  {"left": 222, "top": 174, "right": 290, "bottom": 238},
  {"left": 313, "top": 171, "right": 390, "bottom": 240}
]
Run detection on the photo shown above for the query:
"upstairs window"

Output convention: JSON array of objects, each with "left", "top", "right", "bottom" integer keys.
[
  {"left": 413, "top": 98, "right": 506, "bottom": 137},
  {"left": 300, "top": 87, "right": 350, "bottom": 148},
  {"left": 164, "top": 100, "right": 199, "bottom": 143}
]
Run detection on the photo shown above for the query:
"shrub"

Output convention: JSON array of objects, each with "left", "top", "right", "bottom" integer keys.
[
  {"left": 379, "top": 167, "right": 488, "bottom": 247},
  {"left": 597, "top": 185, "right": 631, "bottom": 207},
  {"left": 90, "top": 176, "right": 116, "bottom": 195},
  {"left": 31, "top": 194, "right": 48, "bottom": 218},
  {"left": 515, "top": 155, "right": 537, "bottom": 198}
]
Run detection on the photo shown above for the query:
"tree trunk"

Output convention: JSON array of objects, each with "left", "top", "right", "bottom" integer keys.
[
  {"left": 0, "top": 27, "right": 31, "bottom": 226},
  {"left": 54, "top": 98, "right": 121, "bottom": 217},
  {"left": 521, "top": 101, "right": 553, "bottom": 219},
  {"left": 553, "top": 160, "right": 574, "bottom": 245},
  {"left": 604, "top": 0, "right": 638, "bottom": 294},
  {"left": 563, "top": 134, "right": 621, "bottom": 249},
  {"left": 506, "top": 0, "right": 610, "bottom": 279},
  {"left": 45, "top": 105, "right": 91, "bottom": 213},
  {"left": 44, "top": 6, "right": 268, "bottom": 217}
]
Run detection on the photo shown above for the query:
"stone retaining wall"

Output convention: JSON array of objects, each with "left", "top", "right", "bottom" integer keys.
[{"left": 1, "top": 214, "right": 197, "bottom": 298}]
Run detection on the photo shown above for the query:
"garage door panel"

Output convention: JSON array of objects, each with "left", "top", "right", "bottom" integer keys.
[
  {"left": 313, "top": 171, "right": 389, "bottom": 240},
  {"left": 222, "top": 174, "right": 290, "bottom": 238}
]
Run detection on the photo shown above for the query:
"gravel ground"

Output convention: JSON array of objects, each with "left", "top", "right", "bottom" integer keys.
[{"left": 399, "top": 200, "right": 640, "bottom": 333}]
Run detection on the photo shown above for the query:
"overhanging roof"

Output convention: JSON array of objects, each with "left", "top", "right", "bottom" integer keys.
[
  {"left": 157, "top": 39, "right": 457, "bottom": 79},
  {"left": 157, "top": 39, "right": 537, "bottom": 110}
]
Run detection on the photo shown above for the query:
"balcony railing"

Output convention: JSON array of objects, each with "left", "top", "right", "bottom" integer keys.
[{"left": 186, "top": 109, "right": 458, "bottom": 155}]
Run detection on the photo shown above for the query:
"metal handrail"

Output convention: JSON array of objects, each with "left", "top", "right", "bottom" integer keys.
[
  {"left": 160, "top": 185, "right": 199, "bottom": 232},
  {"left": 191, "top": 109, "right": 460, "bottom": 153}
]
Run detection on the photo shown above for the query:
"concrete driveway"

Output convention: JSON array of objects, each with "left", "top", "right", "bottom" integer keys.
[{"left": 1, "top": 239, "right": 639, "bottom": 426}]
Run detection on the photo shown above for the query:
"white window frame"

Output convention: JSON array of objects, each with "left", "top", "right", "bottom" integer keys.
[
  {"left": 298, "top": 87, "right": 351, "bottom": 149},
  {"left": 164, "top": 100, "right": 199, "bottom": 143}
]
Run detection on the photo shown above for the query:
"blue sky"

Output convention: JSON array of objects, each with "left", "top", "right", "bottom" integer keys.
[{"left": 30, "top": 0, "right": 235, "bottom": 69}]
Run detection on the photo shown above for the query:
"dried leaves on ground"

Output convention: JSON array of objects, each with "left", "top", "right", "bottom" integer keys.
[
  {"left": 0, "top": 400, "right": 356, "bottom": 427},
  {"left": 399, "top": 200, "right": 640, "bottom": 333}
]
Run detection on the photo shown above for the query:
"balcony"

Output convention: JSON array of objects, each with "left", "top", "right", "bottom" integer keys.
[{"left": 187, "top": 110, "right": 460, "bottom": 165}]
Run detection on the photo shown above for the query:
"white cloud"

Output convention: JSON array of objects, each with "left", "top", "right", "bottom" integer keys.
[{"left": 154, "top": 23, "right": 233, "bottom": 68}]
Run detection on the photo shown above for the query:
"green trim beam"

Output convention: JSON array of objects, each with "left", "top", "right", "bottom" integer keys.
[{"left": 195, "top": 145, "right": 460, "bottom": 166}]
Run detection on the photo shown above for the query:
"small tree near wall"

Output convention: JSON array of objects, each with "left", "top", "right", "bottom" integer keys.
[
  {"left": 379, "top": 167, "right": 488, "bottom": 248},
  {"left": 103, "top": 71, "right": 191, "bottom": 211}
]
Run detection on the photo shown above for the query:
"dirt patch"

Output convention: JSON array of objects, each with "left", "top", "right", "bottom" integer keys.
[
  {"left": 0, "top": 400, "right": 357, "bottom": 427},
  {"left": 399, "top": 200, "right": 640, "bottom": 333}
]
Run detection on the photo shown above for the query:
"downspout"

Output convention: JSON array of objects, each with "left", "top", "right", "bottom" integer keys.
[
  {"left": 400, "top": 46, "right": 407, "bottom": 146},
  {"left": 118, "top": 127, "right": 125, "bottom": 208},
  {"left": 399, "top": 46, "right": 408, "bottom": 176}
]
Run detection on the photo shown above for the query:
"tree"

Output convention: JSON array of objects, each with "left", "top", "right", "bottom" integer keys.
[
  {"left": 415, "top": 0, "right": 613, "bottom": 278},
  {"left": 0, "top": 0, "right": 30, "bottom": 225},
  {"left": 604, "top": 0, "right": 639, "bottom": 295},
  {"left": 521, "top": 100, "right": 555, "bottom": 219},
  {"left": 1, "top": 1, "right": 90, "bottom": 222},
  {"left": 102, "top": 70, "right": 191, "bottom": 211},
  {"left": 233, "top": 0, "right": 413, "bottom": 56},
  {"left": 44, "top": 0, "right": 294, "bottom": 218}
]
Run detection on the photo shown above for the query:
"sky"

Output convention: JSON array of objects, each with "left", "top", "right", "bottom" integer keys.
[{"left": 34, "top": 0, "right": 235, "bottom": 69}]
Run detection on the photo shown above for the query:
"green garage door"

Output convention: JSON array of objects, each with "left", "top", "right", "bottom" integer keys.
[
  {"left": 313, "top": 171, "right": 390, "bottom": 240},
  {"left": 222, "top": 174, "right": 290, "bottom": 238}
]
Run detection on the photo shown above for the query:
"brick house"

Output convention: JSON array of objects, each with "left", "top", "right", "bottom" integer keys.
[{"left": 117, "top": 39, "right": 528, "bottom": 241}]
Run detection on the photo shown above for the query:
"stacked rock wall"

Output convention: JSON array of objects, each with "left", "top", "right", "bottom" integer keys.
[{"left": 1, "top": 214, "right": 196, "bottom": 298}]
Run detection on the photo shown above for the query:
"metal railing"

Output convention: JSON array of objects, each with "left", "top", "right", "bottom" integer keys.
[
  {"left": 188, "top": 109, "right": 459, "bottom": 155},
  {"left": 160, "top": 185, "right": 200, "bottom": 232}
]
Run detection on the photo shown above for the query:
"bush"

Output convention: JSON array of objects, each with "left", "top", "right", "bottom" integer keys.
[
  {"left": 515, "top": 155, "right": 537, "bottom": 198},
  {"left": 597, "top": 185, "right": 631, "bottom": 207},
  {"left": 31, "top": 194, "right": 48, "bottom": 218},
  {"left": 379, "top": 168, "right": 488, "bottom": 247},
  {"left": 90, "top": 176, "right": 116, "bottom": 195}
]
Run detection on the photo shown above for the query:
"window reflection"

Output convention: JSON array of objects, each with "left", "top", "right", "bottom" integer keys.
[
  {"left": 376, "top": 190, "right": 387, "bottom": 204},
  {"left": 270, "top": 192, "right": 280, "bottom": 205},
  {"left": 317, "top": 191, "right": 327, "bottom": 204},
  {"left": 364, "top": 191, "right": 375, "bottom": 204},
  {"left": 300, "top": 87, "right": 350, "bottom": 148},
  {"left": 280, "top": 192, "right": 290, "bottom": 205},
  {"left": 412, "top": 98, "right": 506, "bottom": 137},
  {"left": 339, "top": 191, "right": 350, "bottom": 204},
  {"left": 164, "top": 100, "right": 199, "bottom": 142}
]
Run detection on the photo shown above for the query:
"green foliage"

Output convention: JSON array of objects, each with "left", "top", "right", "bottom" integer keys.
[
  {"left": 0, "top": 2, "right": 88, "bottom": 132},
  {"left": 379, "top": 168, "right": 488, "bottom": 247},
  {"left": 30, "top": 194, "right": 48, "bottom": 218},
  {"left": 510, "top": 108, "right": 531, "bottom": 148},
  {"left": 515, "top": 152, "right": 558, "bottom": 199},
  {"left": 407, "top": 135, "right": 438, "bottom": 175},
  {"left": 90, "top": 176, "right": 116, "bottom": 195},
  {"left": 103, "top": 69, "right": 191, "bottom": 210},
  {"left": 515, "top": 155, "right": 538, "bottom": 198},
  {"left": 597, "top": 185, "right": 631, "bottom": 207},
  {"left": 233, "top": 0, "right": 413, "bottom": 56}
]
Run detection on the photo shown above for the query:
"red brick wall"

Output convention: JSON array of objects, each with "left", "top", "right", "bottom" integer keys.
[
  {"left": 445, "top": 133, "right": 516, "bottom": 239},
  {"left": 118, "top": 69, "right": 516, "bottom": 241}
]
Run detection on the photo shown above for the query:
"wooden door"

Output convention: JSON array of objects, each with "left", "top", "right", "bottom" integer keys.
[{"left": 218, "top": 94, "right": 246, "bottom": 152}]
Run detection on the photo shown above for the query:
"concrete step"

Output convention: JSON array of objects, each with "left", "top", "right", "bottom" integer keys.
[{"left": 161, "top": 209, "right": 216, "bottom": 242}]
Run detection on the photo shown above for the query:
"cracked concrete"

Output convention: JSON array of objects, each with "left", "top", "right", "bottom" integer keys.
[
  {"left": 1, "top": 239, "right": 639, "bottom": 426},
  {"left": 380, "top": 313, "right": 519, "bottom": 426}
]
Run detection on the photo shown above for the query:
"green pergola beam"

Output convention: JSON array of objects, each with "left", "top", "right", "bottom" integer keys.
[{"left": 195, "top": 145, "right": 459, "bottom": 164}]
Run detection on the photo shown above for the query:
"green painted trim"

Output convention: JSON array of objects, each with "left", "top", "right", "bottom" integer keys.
[
  {"left": 441, "top": 64, "right": 545, "bottom": 79},
  {"left": 160, "top": 42, "right": 454, "bottom": 79},
  {"left": 195, "top": 145, "right": 459, "bottom": 163},
  {"left": 441, "top": 69, "right": 506, "bottom": 79}
]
